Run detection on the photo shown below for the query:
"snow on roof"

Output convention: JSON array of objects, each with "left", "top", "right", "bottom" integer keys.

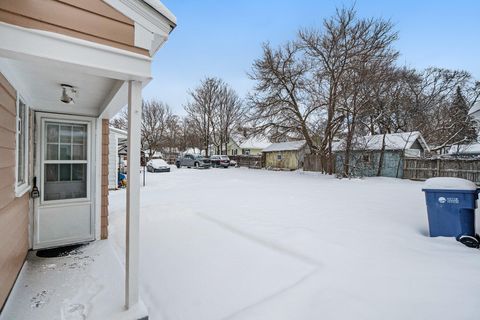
[
  {"left": 448, "top": 143, "right": 480, "bottom": 155},
  {"left": 468, "top": 102, "right": 480, "bottom": 119},
  {"left": 239, "top": 136, "right": 271, "bottom": 150},
  {"left": 333, "top": 132, "right": 429, "bottom": 152},
  {"left": 424, "top": 177, "right": 477, "bottom": 190},
  {"left": 263, "top": 140, "right": 306, "bottom": 152},
  {"left": 109, "top": 127, "right": 127, "bottom": 138}
]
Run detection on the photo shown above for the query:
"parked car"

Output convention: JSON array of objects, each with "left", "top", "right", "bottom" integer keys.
[
  {"left": 210, "top": 155, "right": 230, "bottom": 168},
  {"left": 229, "top": 159, "right": 237, "bottom": 167},
  {"left": 176, "top": 154, "right": 211, "bottom": 168},
  {"left": 147, "top": 159, "right": 170, "bottom": 172}
]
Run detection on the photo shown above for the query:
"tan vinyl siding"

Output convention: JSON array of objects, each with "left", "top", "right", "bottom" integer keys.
[
  {"left": 0, "top": 72, "right": 29, "bottom": 310},
  {"left": 101, "top": 119, "right": 109, "bottom": 239},
  {"left": 0, "top": 0, "right": 149, "bottom": 56}
]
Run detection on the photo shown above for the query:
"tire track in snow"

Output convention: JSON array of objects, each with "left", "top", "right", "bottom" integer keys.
[
  {"left": 221, "top": 269, "right": 320, "bottom": 320},
  {"left": 196, "top": 212, "right": 321, "bottom": 267}
]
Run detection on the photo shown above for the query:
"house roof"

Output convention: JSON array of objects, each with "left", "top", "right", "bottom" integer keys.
[
  {"left": 332, "top": 132, "right": 429, "bottom": 152},
  {"left": 239, "top": 136, "right": 271, "bottom": 150},
  {"left": 143, "top": 0, "right": 177, "bottom": 26},
  {"left": 263, "top": 140, "right": 306, "bottom": 152},
  {"left": 448, "top": 143, "right": 480, "bottom": 155},
  {"left": 231, "top": 134, "right": 271, "bottom": 150},
  {"left": 110, "top": 127, "right": 127, "bottom": 139},
  {"left": 469, "top": 102, "right": 480, "bottom": 120}
]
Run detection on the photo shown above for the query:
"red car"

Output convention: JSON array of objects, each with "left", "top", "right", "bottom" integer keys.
[{"left": 210, "top": 155, "right": 230, "bottom": 168}]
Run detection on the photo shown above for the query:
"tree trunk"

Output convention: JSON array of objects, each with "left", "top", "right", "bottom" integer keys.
[{"left": 376, "top": 133, "right": 387, "bottom": 176}]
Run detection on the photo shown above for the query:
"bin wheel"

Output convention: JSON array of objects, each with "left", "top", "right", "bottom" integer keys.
[{"left": 456, "top": 235, "right": 480, "bottom": 249}]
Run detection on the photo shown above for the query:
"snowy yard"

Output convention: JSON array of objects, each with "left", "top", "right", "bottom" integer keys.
[{"left": 109, "top": 167, "right": 480, "bottom": 320}]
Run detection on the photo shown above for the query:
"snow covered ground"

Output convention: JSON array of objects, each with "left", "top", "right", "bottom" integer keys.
[{"left": 109, "top": 167, "right": 480, "bottom": 320}]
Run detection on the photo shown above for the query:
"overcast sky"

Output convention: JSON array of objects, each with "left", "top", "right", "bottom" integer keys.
[{"left": 143, "top": 0, "right": 480, "bottom": 115}]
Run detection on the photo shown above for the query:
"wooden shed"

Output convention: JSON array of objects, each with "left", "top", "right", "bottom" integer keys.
[
  {"left": 263, "top": 140, "right": 307, "bottom": 170},
  {"left": 333, "top": 131, "right": 429, "bottom": 177}
]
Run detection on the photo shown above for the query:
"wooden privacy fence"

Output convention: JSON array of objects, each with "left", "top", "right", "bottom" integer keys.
[
  {"left": 229, "top": 155, "right": 264, "bottom": 168},
  {"left": 304, "top": 154, "right": 325, "bottom": 172},
  {"left": 403, "top": 158, "right": 480, "bottom": 184}
]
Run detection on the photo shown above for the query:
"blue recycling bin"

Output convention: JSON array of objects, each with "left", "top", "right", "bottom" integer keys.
[{"left": 422, "top": 178, "right": 478, "bottom": 237}]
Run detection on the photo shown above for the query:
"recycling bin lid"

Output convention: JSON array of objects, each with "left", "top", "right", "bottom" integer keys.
[{"left": 423, "top": 177, "right": 477, "bottom": 191}]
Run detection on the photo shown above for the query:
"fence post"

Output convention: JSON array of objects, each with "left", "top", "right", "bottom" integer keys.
[{"left": 436, "top": 158, "right": 440, "bottom": 177}]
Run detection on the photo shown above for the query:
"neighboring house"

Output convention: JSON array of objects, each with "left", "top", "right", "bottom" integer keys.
[
  {"left": 0, "top": 0, "right": 176, "bottom": 317},
  {"left": 448, "top": 143, "right": 480, "bottom": 157},
  {"left": 228, "top": 135, "right": 271, "bottom": 156},
  {"left": 333, "top": 131, "right": 429, "bottom": 177},
  {"left": 468, "top": 101, "right": 480, "bottom": 122},
  {"left": 263, "top": 140, "right": 307, "bottom": 170},
  {"left": 108, "top": 127, "right": 127, "bottom": 190},
  {"left": 144, "top": 150, "right": 163, "bottom": 160}
]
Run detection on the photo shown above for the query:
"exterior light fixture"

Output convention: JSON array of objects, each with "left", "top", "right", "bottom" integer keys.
[{"left": 60, "top": 84, "right": 77, "bottom": 104}]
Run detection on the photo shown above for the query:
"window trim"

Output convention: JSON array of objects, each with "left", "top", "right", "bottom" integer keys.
[{"left": 15, "top": 94, "right": 30, "bottom": 197}]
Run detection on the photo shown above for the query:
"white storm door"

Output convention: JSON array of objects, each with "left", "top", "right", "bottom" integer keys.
[{"left": 33, "top": 113, "right": 95, "bottom": 249}]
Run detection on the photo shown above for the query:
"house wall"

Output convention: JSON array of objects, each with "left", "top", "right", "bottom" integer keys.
[
  {"left": 0, "top": 0, "right": 148, "bottom": 55},
  {"left": 227, "top": 141, "right": 241, "bottom": 156},
  {"left": 265, "top": 150, "right": 303, "bottom": 170},
  {"left": 108, "top": 133, "right": 119, "bottom": 190},
  {"left": 228, "top": 140, "right": 265, "bottom": 156},
  {"left": 335, "top": 151, "right": 404, "bottom": 178},
  {"left": 0, "top": 72, "right": 29, "bottom": 309}
]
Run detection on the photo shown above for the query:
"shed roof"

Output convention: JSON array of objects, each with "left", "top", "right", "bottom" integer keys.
[
  {"left": 448, "top": 143, "right": 480, "bottom": 155},
  {"left": 263, "top": 140, "right": 306, "bottom": 152},
  {"left": 332, "top": 132, "right": 429, "bottom": 152}
]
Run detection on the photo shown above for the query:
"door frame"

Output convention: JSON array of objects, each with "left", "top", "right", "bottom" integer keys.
[{"left": 33, "top": 112, "right": 97, "bottom": 249}]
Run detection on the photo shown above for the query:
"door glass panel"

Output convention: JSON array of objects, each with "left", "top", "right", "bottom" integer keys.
[
  {"left": 60, "top": 125, "right": 72, "bottom": 143},
  {"left": 72, "top": 164, "right": 86, "bottom": 181},
  {"left": 60, "top": 144, "right": 72, "bottom": 160},
  {"left": 72, "top": 145, "right": 85, "bottom": 160},
  {"left": 46, "top": 124, "right": 59, "bottom": 143},
  {"left": 73, "top": 126, "right": 86, "bottom": 144},
  {"left": 44, "top": 121, "right": 88, "bottom": 201},
  {"left": 46, "top": 144, "right": 58, "bottom": 160},
  {"left": 45, "top": 164, "right": 58, "bottom": 182},
  {"left": 60, "top": 164, "right": 71, "bottom": 181}
]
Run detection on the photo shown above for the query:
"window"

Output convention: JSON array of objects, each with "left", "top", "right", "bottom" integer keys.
[
  {"left": 15, "top": 97, "right": 29, "bottom": 196},
  {"left": 362, "top": 153, "right": 371, "bottom": 163},
  {"left": 243, "top": 149, "right": 250, "bottom": 155},
  {"left": 277, "top": 153, "right": 282, "bottom": 160},
  {"left": 43, "top": 122, "right": 88, "bottom": 201}
]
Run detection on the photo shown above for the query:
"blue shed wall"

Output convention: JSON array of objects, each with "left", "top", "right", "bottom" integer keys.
[{"left": 335, "top": 151, "right": 404, "bottom": 177}]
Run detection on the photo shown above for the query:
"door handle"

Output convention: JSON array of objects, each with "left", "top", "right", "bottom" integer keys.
[{"left": 31, "top": 176, "right": 40, "bottom": 199}]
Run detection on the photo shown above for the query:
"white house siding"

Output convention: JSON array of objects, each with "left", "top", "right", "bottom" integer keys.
[
  {"left": 108, "top": 129, "right": 127, "bottom": 190},
  {"left": 108, "top": 134, "right": 118, "bottom": 189}
]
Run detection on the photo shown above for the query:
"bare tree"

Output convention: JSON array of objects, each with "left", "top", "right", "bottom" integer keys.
[
  {"left": 185, "top": 77, "right": 245, "bottom": 156},
  {"left": 110, "top": 107, "right": 128, "bottom": 130},
  {"left": 299, "top": 6, "right": 398, "bottom": 174},
  {"left": 248, "top": 41, "right": 320, "bottom": 152},
  {"left": 184, "top": 78, "right": 222, "bottom": 156},
  {"left": 141, "top": 100, "right": 172, "bottom": 161},
  {"left": 214, "top": 84, "right": 245, "bottom": 154}
]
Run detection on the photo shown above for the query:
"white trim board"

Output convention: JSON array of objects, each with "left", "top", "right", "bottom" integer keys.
[{"left": 0, "top": 22, "right": 152, "bottom": 82}]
